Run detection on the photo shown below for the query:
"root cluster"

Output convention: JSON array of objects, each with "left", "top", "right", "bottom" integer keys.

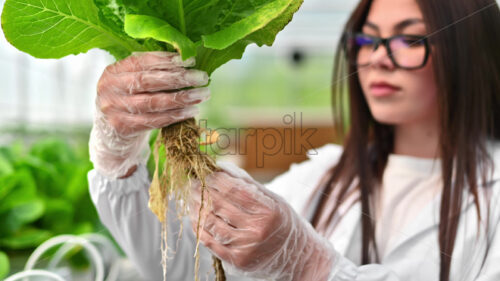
[{"left": 148, "top": 118, "right": 226, "bottom": 281}]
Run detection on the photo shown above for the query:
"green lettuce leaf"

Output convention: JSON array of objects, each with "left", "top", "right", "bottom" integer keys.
[
  {"left": 1, "top": 0, "right": 146, "bottom": 59},
  {"left": 0, "top": 251, "right": 9, "bottom": 280},
  {"left": 0, "top": 199, "right": 45, "bottom": 235},
  {"left": 247, "top": 0, "right": 304, "bottom": 46},
  {"left": 2, "top": 0, "right": 304, "bottom": 73},
  {"left": 195, "top": 41, "right": 249, "bottom": 75},
  {"left": 120, "top": 0, "right": 265, "bottom": 42},
  {"left": 121, "top": 0, "right": 303, "bottom": 73},
  {"left": 201, "top": 0, "right": 293, "bottom": 50},
  {"left": 124, "top": 14, "right": 197, "bottom": 60},
  {"left": 93, "top": 0, "right": 166, "bottom": 51},
  {"left": 0, "top": 227, "right": 52, "bottom": 249}
]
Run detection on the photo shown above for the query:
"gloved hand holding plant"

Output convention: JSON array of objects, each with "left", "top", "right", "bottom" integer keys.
[
  {"left": 188, "top": 161, "right": 338, "bottom": 281},
  {"left": 2, "top": 0, "right": 305, "bottom": 280}
]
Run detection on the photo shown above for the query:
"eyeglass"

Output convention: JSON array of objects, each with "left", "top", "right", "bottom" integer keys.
[{"left": 343, "top": 32, "right": 431, "bottom": 70}]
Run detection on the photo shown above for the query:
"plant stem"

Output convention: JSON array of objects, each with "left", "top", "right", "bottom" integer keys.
[{"left": 178, "top": 0, "right": 187, "bottom": 35}]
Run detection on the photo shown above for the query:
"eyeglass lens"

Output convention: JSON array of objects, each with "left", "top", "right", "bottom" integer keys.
[{"left": 353, "top": 34, "right": 427, "bottom": 68}]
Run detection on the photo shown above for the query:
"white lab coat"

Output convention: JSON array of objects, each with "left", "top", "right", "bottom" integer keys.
[{"left": 88, "top": 141, "right": 500, "bottom": 281}]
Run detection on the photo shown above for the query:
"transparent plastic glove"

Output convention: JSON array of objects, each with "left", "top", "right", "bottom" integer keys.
[
  {"left": 188, "top": 161, "right": 338, "bottom": 281},
  {"left": 89, "top": 51, "right": 211, "bottom": 179}
]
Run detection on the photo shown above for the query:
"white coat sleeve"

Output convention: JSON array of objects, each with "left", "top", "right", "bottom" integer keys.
[
  {"left": 87, "top": 164, "right": 218, "bottom": 281},
  {"left": 260, "top": 147, "right": 400, "bottom": 281}
]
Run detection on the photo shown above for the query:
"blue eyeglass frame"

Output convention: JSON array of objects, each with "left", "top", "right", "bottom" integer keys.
[{"left": 342, "top": 32, "right": 431, "bottom": 70}]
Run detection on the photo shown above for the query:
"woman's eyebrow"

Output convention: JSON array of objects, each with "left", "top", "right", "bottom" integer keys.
[{"left": 363, "top": 18, "right": 425, "bottom": 33}]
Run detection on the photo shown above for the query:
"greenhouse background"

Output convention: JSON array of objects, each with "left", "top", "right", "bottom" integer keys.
[
  {"left": 2, "top": 0, "right": 499, "bottom": 280},
  {"left": 0, "top": 0, "right": 356, "bottom": 128},
  {"left": 0, "top": 0, "right": 358, "bottom": 279},
  {"left": 0, "top": 0, "right": 360, "bottom": 180}
]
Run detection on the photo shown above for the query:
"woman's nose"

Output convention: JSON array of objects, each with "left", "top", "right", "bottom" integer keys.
[{"left": 368, "top": 44, "right": 396, "bottom": 70}]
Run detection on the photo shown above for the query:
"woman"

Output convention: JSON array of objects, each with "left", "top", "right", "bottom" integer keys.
[{"left": 88, "top": 0, "right": 500, "bottom": 280}]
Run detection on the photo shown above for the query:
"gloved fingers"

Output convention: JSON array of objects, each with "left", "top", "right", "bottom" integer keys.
[
  {"left": 190, "top": 187, "right": 247, "bottom": 229},
  {"left": 190, "top": 188, "right": 279, "bottom": 248},
  {"left": 201, "top": 210, "right": 238, "bottom": 245},
  {"left": 105, "top": 87, "right": 210, "bottom": 114},
  {"left": 216, "top": 161, "right": 260, "bottom": 186},
  {"left": 105, "top": 106, "right": 199, "bottom": 136},
  {"left": 204, "top": 171, "right": 276, "bottom": 215},
  {"left": 200, "top": 227, "right": 236, "bottom": 264},
  {"left": 189, "top": 200, "right": 261, "bottom": 252},
  {"left": 99, "top": 69, "right": 209, "bottom": 95},
  {"left": 192, "top": 174, "right": 258, "bottom": 215},
  {"left": 189, "top": 208, "right": 235, "bottom": 260},
  {"left": 90, "top": 51, "right": 203, "bottom": 179},
  {"left": 186, "top": 166, "right": 341, "bottom": 280},
  {"left": 106, "top": 51, "right": 195, "bottom": 74},
  {"left": 215, "top": 161, "right": 283, "bottom": 204}
]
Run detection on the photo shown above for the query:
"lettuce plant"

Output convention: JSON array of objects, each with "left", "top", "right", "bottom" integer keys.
[
  {"left": 0, "top": 138, "right": 100, "bottom": 279},
  {"left": 1, "top": 1, "right": 304, "bottom": 280},
  {"left": 2, "top": 0, "right": 303, "bottom": 74}
]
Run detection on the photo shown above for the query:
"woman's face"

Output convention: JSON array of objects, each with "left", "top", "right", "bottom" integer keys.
[{"left": 357, "top": 0, "right": 439, "bottom": 126}]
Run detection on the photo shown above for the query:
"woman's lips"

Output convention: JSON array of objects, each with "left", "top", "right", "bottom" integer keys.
[{"left": 369, "top": 82, "right": 401, "bottom": 97}]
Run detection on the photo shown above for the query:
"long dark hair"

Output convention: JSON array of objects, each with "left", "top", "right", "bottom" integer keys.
[{"left": 308, "top": 0, "right": 500, "bottom": 280}]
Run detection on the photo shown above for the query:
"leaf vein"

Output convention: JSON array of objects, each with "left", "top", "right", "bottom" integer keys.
[{"left": 8, "top": 0, "right": 141, "bottom": 52}]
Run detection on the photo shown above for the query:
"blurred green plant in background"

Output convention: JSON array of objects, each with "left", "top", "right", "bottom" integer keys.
[
  {"left": 0, "top": 135, "right": 101, "bottom": 278},
  {"left": 0, "top": 128, "right": 223, "bottom": 278},
  {"left": 201, "top": 53, "right": 333, "bottom": 127}
]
